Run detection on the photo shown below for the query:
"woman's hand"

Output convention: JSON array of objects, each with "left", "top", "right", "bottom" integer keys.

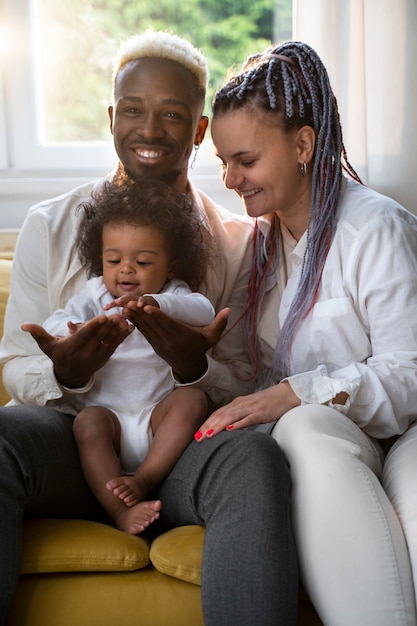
[
  {"left": 21, "top": 314, "right": 133, "bottom": 388},
  {"left": 194, "top": 381, "right": 301, "bottom": 441}
]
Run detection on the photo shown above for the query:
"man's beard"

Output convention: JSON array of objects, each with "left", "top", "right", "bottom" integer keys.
[{"left": 119, "top": 162, "right": 183, "bottom": 188}]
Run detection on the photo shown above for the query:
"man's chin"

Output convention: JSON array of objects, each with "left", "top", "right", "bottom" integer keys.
[{"left": 123, "top": 163, "right": 182, "bottom": 187}]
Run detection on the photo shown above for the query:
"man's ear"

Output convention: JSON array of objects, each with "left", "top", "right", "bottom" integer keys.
[
  {"left": 108, "top": 106, "right": 114, "bottom": 134},
  {"left": 296, "top": 125, "right": 315, "bottom": 164},
  {"left": 195, "top": 116, "right": 209, "bottom": 145}
]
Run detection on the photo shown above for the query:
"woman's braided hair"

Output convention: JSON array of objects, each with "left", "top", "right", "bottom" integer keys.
[{"left": 213, "top": 41, "right": 362, "bottom": 385}]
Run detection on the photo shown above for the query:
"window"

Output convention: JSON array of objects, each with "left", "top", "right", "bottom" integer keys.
[
  {"left": 0, "top": 0, "right": 291, "bottom": 173},
  {"left": 0, "top": 0, "right": 291, "bottom": 227},
  {"left": 1, "top": 0, "right": 115, "bottom": 172},
  {"left": 0, "top": 73, "right": 7, "bottom": 170}
]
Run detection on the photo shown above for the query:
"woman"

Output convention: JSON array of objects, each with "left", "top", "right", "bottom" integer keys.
[{"left": 196, "top": 41, "right": 417, "bottom": 625}]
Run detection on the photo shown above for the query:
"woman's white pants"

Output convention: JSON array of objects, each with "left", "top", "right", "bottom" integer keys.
[{"left": 272, "top": 404, "right": 417, "bottom": 626}]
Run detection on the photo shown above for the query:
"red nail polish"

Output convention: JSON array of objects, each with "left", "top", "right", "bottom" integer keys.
[
  {"left": 226, "top": 424, "right": 234, "bottom": 430},
  {"left": 206, "top": 429, "right": 214, "bottom": 436},
  {"left": 194, "top": 431, "right": 202, "bottom": 440}
]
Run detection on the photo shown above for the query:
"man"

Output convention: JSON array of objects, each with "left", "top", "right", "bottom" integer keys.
[{"left": 0, "top": 30, "right": 297, "bottom": 625}]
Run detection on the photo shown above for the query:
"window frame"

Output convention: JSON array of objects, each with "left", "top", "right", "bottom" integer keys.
[
  {"left": 0, "top": 70, "right": 8, "bottom": 170},
  {"left": 1, "top": 0, "right": 116, "bottom": 173}
]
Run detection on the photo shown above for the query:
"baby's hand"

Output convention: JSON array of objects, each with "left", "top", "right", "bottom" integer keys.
[
  {"left": 104, "top": 295, "right": 140, "bottom": 311},
  {"left": 67, "top": 320, "right": 85, "bottom": 335},
  {"left": 104, "top": 295, "right": 160, "bottom": 312},
  {"left": 137, "top": 295, "right": 160, "bottom": 310}
]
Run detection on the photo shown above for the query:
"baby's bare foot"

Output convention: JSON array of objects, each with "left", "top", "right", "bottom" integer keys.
[
  {"left": 113, "top": 500, "right": 162, "bottom": 535},
  {"left": 106, "top": 476, "right": 141, "bottom": 506}
]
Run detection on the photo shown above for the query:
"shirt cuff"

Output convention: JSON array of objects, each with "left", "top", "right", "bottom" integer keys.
[
  {"left": 60, "top": 375, "right": 95, "bottom": 394},
  {"left": 285, "top": 364, "right": 358, "bottom": 414},
  {"left": 170, "top": 361, "right": 209, "bottom": 387}
]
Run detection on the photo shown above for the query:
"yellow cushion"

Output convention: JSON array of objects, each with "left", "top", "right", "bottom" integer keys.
[
  {"left": 149, "top": 525, "right": 204, "bottom": 585},
  {"left": 0, "top": 252, "right": 13, "bottom": 261},
  {"left": 21, "top": 519, "right": 150, "bottom": 573},
  {"left": 8, "top": 568, "right": 205, "bottom": 626},
  {"left": 0, "top": 256, "right": 12, "bottom": 405}
]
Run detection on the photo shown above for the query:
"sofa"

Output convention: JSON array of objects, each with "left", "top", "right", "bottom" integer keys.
[{"left": 0, "top": 254, "right": 322, "bottom": 626}]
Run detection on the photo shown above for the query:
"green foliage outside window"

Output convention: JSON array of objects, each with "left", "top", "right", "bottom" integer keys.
[{"left": 35, "top": 0, "right": 292, "bottom": 142}]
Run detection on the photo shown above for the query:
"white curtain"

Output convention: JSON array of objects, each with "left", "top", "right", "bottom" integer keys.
[{"left": 293, "top": 0, "right": 417, "bottom": 213}]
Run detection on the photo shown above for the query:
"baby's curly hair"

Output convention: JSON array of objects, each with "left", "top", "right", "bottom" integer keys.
[{"left": 76, "top": 178, "right": 212, "bottom": 292}]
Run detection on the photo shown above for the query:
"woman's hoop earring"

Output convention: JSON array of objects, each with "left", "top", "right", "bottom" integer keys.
[{"left": 300, "top": 162, "right": 307, "bottom": 177}]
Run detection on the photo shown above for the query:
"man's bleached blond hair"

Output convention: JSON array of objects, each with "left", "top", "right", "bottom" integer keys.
[{"left": 113, "top": 29, "right": 209, "bottom": 94}]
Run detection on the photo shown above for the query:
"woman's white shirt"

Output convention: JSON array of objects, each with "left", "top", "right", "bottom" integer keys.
[{"left": 258, "top": 178, "right": 417, "bottom": 438}]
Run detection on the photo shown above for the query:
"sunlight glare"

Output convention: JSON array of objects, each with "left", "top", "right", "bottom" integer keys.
[{"left": 0, "top": 24, "right": 11, "bottom": 60}]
